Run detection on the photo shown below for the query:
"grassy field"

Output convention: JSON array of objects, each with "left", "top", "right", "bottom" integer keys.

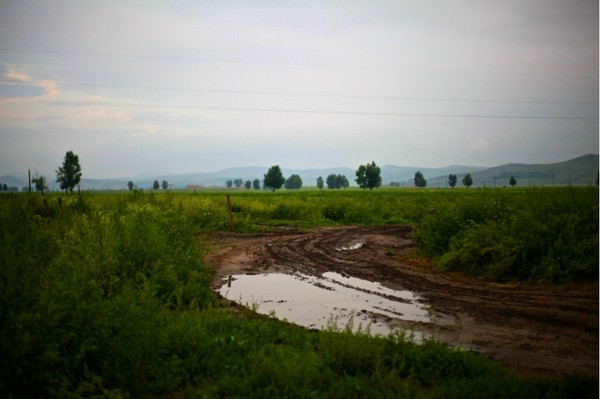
[{"left": 1, "top": 187, "right": 597, "bottom": 398}]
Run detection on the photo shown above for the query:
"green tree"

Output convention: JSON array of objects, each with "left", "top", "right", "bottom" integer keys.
[
  {"left": 355, "top": 161, "right": 381, "bottom": 190},
  {"left": 153, "top": 180, "right": 160, "bottom": 190},
  {"left": 462, "top": 173, "right": 473, "bottom": 188},
  {"left": 226, "top": 180, "right": 233, "bottom": 188},
  {"left": 31, "top": 173, "right": 47, "bottom": 195},
  {"left": 414, "top": 171, "right": 427, "bottom": 188},
  {"left": 2, "top": 183, "right": 7, "bottom": 192},
  {"left": 162, "top": 180, "right": 168, "bottom": 189},
  {"left": 339, "top": 174, "right": 349, "bottom": 188},
  {"left": 252, "top": 178, "right": 261, "bottom": 190},
  {"left": 284, "top": 174, "right": 303, "bottom": 190},
  {"left": 263, "top": 165, "right": 285, "bottom": 191},
  {"left": 56, "top": 150, "right": 82, "bottom": 194},
  {"left": 234, "top": 178, "right": 243, "bottom": 188},
  {"left": 509, "top": 176, "right": 517, "bottom": 187},
  {"left": 326, "top": 174, "right": 337, "bottom": 189},
  {"left": 316, "top": 176, "right": 324, "bottom": 190},
  {"left": 448, "top": 174, "right": 457, "bottom": 188},
  {"left": 127, "top": 181, "right": 135, "bottom": 191},
  {"left": 327, "top": 174, "right": 349, "bottom": 189},
  {"left": 355, "top": 165, "right": 367, "bottom": 189},
  {"left": 244, "top": 180, "right": 252, "bottom": 190}
]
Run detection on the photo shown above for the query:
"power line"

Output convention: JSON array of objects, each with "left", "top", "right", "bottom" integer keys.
[
  {"left": 0, "top": 48, "right": 597, "bottom": 80},
  {"left": 1, "top": 98, "right": 597, "bottom": 120},
  {"left": 0, "top": 79, "right": 596, "bottom": 106}
]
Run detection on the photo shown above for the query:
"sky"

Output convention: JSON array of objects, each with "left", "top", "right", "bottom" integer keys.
[{"left": 0, "top": 0, "right": 598, "bottom": 179}]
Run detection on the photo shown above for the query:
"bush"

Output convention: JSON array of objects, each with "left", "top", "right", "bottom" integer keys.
[{"left": 415, "top": 188, "right": 599, "bottom": 282}]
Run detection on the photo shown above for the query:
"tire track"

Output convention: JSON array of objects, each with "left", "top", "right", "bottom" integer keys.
[{"left": 204, "top": 226, "right": 598, "bottom": 378}]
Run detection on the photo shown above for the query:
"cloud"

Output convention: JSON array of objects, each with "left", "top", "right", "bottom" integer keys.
[
  {"left": 6, "top": 68, "right": 32, "bottom": 82},
  {"left": 39, "top": 80, "right": 59, "bottom": 100},
  {"left": 2, "top": 66, "right": 60, "bottom": 100},
  {"left": 70, "top": 106, "right": 133, "bottom": 122}
]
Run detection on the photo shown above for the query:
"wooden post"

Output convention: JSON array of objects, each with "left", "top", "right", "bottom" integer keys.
[
  {"left": 226, "top": 194, "right": 235, "bottom": 232},
  {"left": 28, "top": 169, "right": 31, "bottom": 193}
]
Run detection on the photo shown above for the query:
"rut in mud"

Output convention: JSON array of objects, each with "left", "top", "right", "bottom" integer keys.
[{"left": 204, "top": 226, "right": 598, "bottom": 378}]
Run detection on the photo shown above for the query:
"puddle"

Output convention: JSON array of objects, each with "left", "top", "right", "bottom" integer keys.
[
  {"left": 335, "top": 242, "right": 364, "bottom": 251},
  {"left": 218, "top": 272, "right": 432, "bottom": 338}
]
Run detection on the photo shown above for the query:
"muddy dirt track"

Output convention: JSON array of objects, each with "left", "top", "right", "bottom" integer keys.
[{"left": 204, "top": 226, "right": 598, "bottom": 378}]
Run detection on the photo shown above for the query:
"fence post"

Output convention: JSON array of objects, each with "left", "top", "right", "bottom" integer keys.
[{"left": 226, "top": 194, "right": 235, "bottom": 232}]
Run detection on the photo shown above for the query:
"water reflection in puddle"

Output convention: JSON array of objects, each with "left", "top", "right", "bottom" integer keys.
[{"left": 218, "top": 272, "right": 431, "bottom": 337}]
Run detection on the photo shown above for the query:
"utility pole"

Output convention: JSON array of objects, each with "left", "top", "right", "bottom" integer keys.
[{"left": 28, "top": 169, "right": 31, "bottom": 193}]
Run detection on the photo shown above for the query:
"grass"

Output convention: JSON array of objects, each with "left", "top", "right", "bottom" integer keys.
[{"left": 0, "top": 188, "right": 597, "bottom": 397}]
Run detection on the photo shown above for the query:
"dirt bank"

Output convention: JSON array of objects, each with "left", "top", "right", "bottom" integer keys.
[{"left": 204, "top": 226, "right": 598, "bottom": 378}]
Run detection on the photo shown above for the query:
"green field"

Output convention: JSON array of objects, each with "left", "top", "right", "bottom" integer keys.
[{"left": 1, "top": 187, "right": 598, "bottom": 398}]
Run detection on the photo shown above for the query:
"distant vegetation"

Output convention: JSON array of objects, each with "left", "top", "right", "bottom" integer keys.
[
  {"left": 1, "top": 186, "right": 598, "bottom": 397},
  {"left": 2, "top": 154, "right": 597, "bottom": 190}
]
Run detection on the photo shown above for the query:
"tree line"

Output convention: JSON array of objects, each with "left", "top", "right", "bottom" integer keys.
[{"left": 19, "top": 152, "right": 520, "bottom": 194}]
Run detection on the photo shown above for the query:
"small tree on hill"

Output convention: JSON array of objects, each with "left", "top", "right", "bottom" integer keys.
[
  {"left": 264, "top": 165, "right": 285, "bottom": 191},
  {"left": 448, "top": 174, "right": 457, "bottom": 188},
  {"left": 509, "top": 176, "right": 517, "bottom": 187},
  {"left": 462, "top": 173, "right": 473, "bottom": 188},
  {"left": 56, "top": 150, "right": 82, "bottom": 194},
  {"left": 414, "top": 171, "right": 427, "bottom": 188}
]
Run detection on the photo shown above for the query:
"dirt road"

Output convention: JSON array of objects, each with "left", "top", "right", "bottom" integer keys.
[{"left": 204, "top": 226, "right": 598, "bottom": 378}]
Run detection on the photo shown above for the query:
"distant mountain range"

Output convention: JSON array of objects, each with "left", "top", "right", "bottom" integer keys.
[{"left": 1, "top": 154, "right": 597, "bottom": 191}]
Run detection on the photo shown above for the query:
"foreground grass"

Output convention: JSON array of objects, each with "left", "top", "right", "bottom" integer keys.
[{"left": 1, "top": 191, "right": 597, "bottom": 398}]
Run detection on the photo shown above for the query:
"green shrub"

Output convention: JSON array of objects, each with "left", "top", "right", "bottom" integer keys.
[{"left": 415, "top": 188, "right": 598, "bottom": 282}]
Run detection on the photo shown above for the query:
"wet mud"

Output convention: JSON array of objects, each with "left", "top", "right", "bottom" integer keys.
[{"left": 204, "top": 226, "right": 598, "bottom": 378}]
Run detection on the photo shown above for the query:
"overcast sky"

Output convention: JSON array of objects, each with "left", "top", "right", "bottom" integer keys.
[{"left": 0, "top": 0, "right": 598, "bottom": 178}]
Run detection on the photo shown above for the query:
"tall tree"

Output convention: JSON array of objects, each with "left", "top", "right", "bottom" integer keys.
[
  {"left": 448, "top": 174, "right": 457, "bottom": 188},
  {"left": 56, "top": 150, "right": 82, "bottom": 194},
  {"left": 127, "top": 181, "right": 135, "bottom": 191},
  {"left": 263, "top": 165, "right": 285, "bottom": 191},
  {"left": 234, "top": 179, "right": 243, "bottom": 188},
  {"left": 226, "top": 180, "right": 233, "bottom": 188},
  {"left": 32, "top": 173, "right": 47, "bottom": 195},
  {"left": 252, "top": 178, "right": 261, "bottom": 190},
  {"left": 414, "top": 171, "right": 427, "bottom": 188},
  {"left": 244, "top": 180, "right": 252, "bottom": 190},
  {"left": 162, "top": 180, "right": 168, "bottom": 189},
  {"left": 153, "top": 180, "right": 160, "bottom": 190},
  {"left": 355, "top": 161, "right": 381, "bottom": 190},
  {"left": 316, "top": 176, "right": 324, "bottom": 190},
  {"left": 355, "top": 165, "right": 367, "bottom": 189},
  {"left": 462, "top": 173, "right": 473, "bottom": 188},
  {"left": 509, "top": 176, "right": 517, "bottom": 187}
]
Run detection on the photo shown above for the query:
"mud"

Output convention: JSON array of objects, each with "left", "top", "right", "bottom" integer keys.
[{"left": 204, "top": 226, "right": 598, "bottom": 378}]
